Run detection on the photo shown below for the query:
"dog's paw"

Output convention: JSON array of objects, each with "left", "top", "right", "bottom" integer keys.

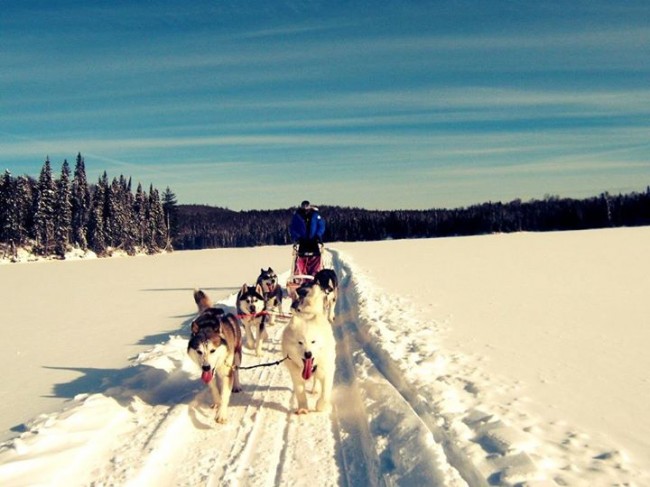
[
  {"left": 315, "top": 400, "right": 332, "bottom": 413},
  {"left": 215, "top": 409, "right": 228, "bottom": 423},
  {"left": 295, "top": 408, "right": 309, "bottom": 415}
]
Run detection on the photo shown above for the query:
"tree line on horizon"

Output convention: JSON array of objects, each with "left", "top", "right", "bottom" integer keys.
[
  {"left": 0, "top": 154, "right": 178, "bottom": 259},
  {"left": 173, "top": 187, "right": 650, "bottom": 249},
  {"left": 2, "top": 156, "right": 649, "bottom": 259}
]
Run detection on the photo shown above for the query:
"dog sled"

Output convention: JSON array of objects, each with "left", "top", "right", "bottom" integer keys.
[{"left": 286, "top": 244, "right": 332, "bottom": 301}]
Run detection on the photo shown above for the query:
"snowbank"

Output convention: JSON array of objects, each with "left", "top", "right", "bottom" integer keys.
[{"left": 1, "top": 228, "right": 648, "bottom": 486}]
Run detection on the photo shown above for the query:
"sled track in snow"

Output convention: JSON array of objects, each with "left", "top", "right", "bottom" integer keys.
[
  {"left": 330, "top": 250, "right": 488, "bottom": 487},
  {"left": 3, "top": 253, "right": 492, "bottom": 486},
  {"left": 91, "top": 253, "right": 489, "bottom": 487}
]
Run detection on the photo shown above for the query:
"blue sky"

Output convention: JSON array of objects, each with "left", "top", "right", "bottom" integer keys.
[{"left": 1, "top": 0, "right": 649, "bottom": 210}]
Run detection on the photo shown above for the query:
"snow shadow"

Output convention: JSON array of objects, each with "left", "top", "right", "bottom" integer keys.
[
  {"left": 40, "top": 319, "right": 202, "bottom": 419},
  {"left": 138, "top": 327, "right": 188, "bottom": 345},
  {"left": 43, "top": 362, "right": 198, "bottom": 409},
  {"left": 136, "top": 311, "right": 196, "bottom": 346},
  {"left": 140, "top": 286, "right": 241, "bottom": 293}
]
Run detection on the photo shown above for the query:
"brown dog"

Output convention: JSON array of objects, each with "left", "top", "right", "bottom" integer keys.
[{"left": 188, "top": 291, "right": 243, "bottom": 424}]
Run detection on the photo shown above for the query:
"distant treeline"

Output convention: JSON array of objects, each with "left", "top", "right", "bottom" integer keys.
[
  {"left": 0, "top": 154, "right": 177, "bottom": 259},
  {"left": 174, "top": 188, "right": 650, "bottom": 250},
  {"left": 3, "top": 156, "right": 649, "bottom": 258}
]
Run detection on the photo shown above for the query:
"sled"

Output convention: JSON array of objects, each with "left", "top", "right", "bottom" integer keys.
[{"left": 286, "top": 245, "right": 323, "bottom": 300}]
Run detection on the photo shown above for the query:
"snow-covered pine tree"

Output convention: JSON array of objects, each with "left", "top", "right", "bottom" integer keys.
[
  {"left": 95, "top": 171, "right": 116, "bottom": 250},
  {"left": 147, "top": 184, "right": 167, "bottom": 253},
  {"left": 104, "top": 175, "right": 135, "bottom": 253},
  {"left": 87, "top": 173, "right": 107, "bottom": 255},
  {"left": 133, "top": 183, "right": 148, "bottom": 249},
  {"left": 0, "top": 170, "right": 11, "bottom": 244},
  {"left": 0, "top": 172, "right": 26, "bottom": 258},
  {"left": 15, "top": 176, "right": 34, "bottom": 246},
  {"left": 33, "top": 157, "right": 57, "bottom": 255},
  {"left": 54, "top": 160, "right": 73, "bottom": 258},
  {"left": 71, "top": 153, "right": 91, "bottom": 250},
  {"left": 119, "top": 174, "right": 137, "bottom": 255},
  {"left": 162, "top": 186, "right": 178, "bottom": 251},
  {"left": 104, "top": 177, "right": 119, "bottom": 248}
]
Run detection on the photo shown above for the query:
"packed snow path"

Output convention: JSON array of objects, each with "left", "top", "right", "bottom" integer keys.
[
  {"left": 0, "top": 253, "right": 471, "bottom": 486},
  {"left": 1, "top": 244, "right": 647, "bottom": 486}
]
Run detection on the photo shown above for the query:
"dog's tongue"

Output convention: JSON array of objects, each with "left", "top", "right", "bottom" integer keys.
[
  {"left": 302, "top": 357, "right": 314, "bottom": 380},
  {"left": 201, "top": 370, "right": 213, "bottom": 384}
]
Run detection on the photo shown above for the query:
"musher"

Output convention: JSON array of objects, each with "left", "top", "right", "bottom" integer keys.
[{"left": 289, "top": 200, "right": 326, "bottom": 279}]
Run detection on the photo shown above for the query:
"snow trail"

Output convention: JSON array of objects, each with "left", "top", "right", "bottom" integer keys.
[
  {"left": 2, "top": 235, "right": 649, "bottom": 486},
  {"left": 330, "top": 253, "right": 470, "bottom": 487},
  {"left": 0, "top": 252, "right": 539, "bottom": 487},
  {"left": 333, "top": 252, "right": 483, "bottom": 486}
]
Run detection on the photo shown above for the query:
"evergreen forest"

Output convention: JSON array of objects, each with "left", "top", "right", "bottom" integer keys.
[
  {"left": 0, "top": 154, "right": 175, "bottom": 259},
  {"left": 2, "top": 155, "right": 649, "bottom": 259},
  {"left": 173, "top": 189, "right": 650, "bottom": 250}
]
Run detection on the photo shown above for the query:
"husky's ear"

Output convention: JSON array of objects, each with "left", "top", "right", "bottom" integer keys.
[
  {"left": 255, "top": 283, "right": 264, "bottom": 295},
  {"left": 260, "top": 268, "right": 265, "bottom": 274},
  {"left": 191, "top": 320, "right": 199, "bottom": 335},
  {"left": 240, "top": 283, "right": 248, "bottom": 294},
  {"left": 268, "top": 267, "right": 273, "bottom": 273}
]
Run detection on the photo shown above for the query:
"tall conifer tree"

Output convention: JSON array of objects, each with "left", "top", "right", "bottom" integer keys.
[
  {"left": 162, "top": 186, "right": 178, "bottom": 250},
  {"left": 54, "top": 160, "right": 73, "bottom": 257},
  {"left": 147, "top": 184, "right": 166, "bottom": 252},
  {"left": 87, "top": 174, "right": 107, "bottom": 255},
  {"left": 33, "top": 158, "right": 57, "bottom": 255},
  {"left": 121, "top": 175, "right": 137, "bottom": 254},
  {"left": 0, "top": 170, "right": 11, "bottom": 243},
  {"left": 71, "top": 153, "right": 91, "bottom": 250},
  {"left": 133, "top": 183, "right": 148, "bottom": 249},
  {"left": 15, "top": 176, "right": 33, "bottom": 246}
]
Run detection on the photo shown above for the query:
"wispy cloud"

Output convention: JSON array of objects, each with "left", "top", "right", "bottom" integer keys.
[
  {"left": 2, "top": 0, "right": 649, "bottom": 209},
  {"left": 5, "top": 84, "right": 650, "bottom": 131}
]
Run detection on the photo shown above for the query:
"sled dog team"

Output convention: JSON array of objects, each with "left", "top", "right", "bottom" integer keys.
[{"left": 187, "top": 267, "right": 339, "bottom": 423}]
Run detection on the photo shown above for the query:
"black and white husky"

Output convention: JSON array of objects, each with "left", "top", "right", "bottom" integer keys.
[
  {"left": 256, "top": 267, "right": 284, "bottom": 324},
  {"left": 188, "top": 291, "right": 243, "bottom": 424},
  {"left": 236, "top": 283, "right": 267, "bottom": 356},
  {"left": 312, "top": 269, "right": 338, "bottom": 323}
]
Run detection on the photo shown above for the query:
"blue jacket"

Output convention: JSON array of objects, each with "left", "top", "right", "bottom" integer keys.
[{"left": 290, "top": 208, "right": 325, "bottom": 243}]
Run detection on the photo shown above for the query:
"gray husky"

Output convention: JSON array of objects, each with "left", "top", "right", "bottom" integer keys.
[
  {"left": 236, "top": 283, "right": 267, "bottom": 356},
  {"left": 187, "top": 294, "right": 242, "bottom": 424},
  {"left": 256, "top": 267, "right": 284, "bottom": 324}
]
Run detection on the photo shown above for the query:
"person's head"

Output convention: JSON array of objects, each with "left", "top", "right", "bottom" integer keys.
[{"left": 300, "top": 200, "right": 311, "bottom": 210}]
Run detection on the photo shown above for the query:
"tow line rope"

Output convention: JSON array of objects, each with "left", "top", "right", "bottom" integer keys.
[
  {"left": 237, "top": 355, "right": 289, "bottom": 370},
  {"left": 233, "top": 311, "right": 268, "bottom": 319},
  {"left": 234, "top": 310, "right": 293, "bottom": 320}
]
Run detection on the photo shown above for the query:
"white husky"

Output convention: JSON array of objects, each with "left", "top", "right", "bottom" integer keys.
[{"left": 281, "top": 283, "right": 336, "bottom": 414}]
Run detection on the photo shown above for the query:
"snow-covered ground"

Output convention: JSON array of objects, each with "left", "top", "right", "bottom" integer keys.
[{"left": 1, "top": 227, "right": 649, "bottom": 486}]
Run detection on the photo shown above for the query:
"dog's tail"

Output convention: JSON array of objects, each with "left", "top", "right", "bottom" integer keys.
[
  {"left": 194, "top": 289, "right": 214, "bottom": 312},
  {"left": 193, "top": 288, "right": 205, "bottom": 304}
]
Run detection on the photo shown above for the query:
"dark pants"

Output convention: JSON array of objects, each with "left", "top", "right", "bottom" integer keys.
[{"left": 297, "top": 238, "right": 321, "bottom": 256}]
